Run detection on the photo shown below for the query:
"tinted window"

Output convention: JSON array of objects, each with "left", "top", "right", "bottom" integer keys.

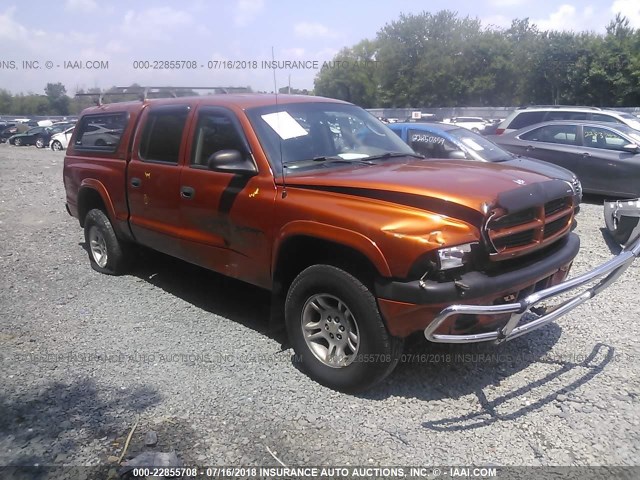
[
  {"left": 139, "top": 106, "right": 189, "bottom": 164},
  {"left": 74, "top": 113, "right": 127, "bottom": 152},
  {"left": 509, "top": 111, "right": 545, "bottom": 129},
  {"left": 520, "top": 125, "right": 578, "bottom": 145},
  {"left": 191, "top": 110, "right": 248, "bottom": 167},
  {"left": 591, "top": 113, "right": 622, "bottom": 124},
  {"left": 544, "top": 111, "right": 589, "bottom": 121},
  {"left": 583, "top": 126, "right": 628, "bottom": 151}
]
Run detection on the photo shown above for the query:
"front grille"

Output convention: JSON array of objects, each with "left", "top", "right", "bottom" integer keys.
[
  {"left": 544, "top": 216, "right": 567, "bottom": 238},
  {"left": 493, "top": 229, "right": 535, "bottom": 249},
  {"left": 544, "top": 198, "right": 567, "bottom": 217},
  {"left": 487, "top": 196, "right": 573, "bottom": 260}
]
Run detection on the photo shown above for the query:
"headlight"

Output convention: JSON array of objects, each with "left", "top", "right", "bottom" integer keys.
[
  {"left": 436, "top": 242, "right": 475, "bottom": 271},
  {"left": 571, "top": 177, "right": 583, "bottom": 199}
]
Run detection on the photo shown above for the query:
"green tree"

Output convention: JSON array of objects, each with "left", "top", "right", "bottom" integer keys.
[
  {"left": 45, "top": 82, "right": 70, "bottom": 115},
  {"left": 314, "top": 39, "right": 381, "bottom": 107}
]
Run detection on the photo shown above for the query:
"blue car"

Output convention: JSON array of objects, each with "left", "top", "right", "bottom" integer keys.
[{"left": 388, "top": 122, "right": 582, "bottom": 206}]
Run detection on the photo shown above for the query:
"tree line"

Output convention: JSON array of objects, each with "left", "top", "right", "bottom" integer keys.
[{"left": 314, "top": 11, "right": 640, "bottom": 108}]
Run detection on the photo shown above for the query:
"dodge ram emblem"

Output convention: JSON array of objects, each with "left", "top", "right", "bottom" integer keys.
[{"left": 513, "top": 179, "right": 526, "bottom": 185}]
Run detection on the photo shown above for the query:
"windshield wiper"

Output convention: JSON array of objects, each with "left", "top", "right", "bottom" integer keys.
[
  {"left": 311, "top": 156, "right": 375, "bottom": 165},
  {"left": 365, "top": 152, "right": 424, "bottom": 161}
]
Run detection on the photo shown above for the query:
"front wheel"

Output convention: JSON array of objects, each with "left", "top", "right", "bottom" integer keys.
[
  {"left": 285, "top": 265, "right": 403, "bottom": 392},
  {"left": 51, "top": 140, "right": 63, "bottom": 151},
  {"left": 35, "top": 137, "right": 45, "bottom": 148},
  {"left": 13, "top": 138, "right": 22, "bottom": 146},
  {"left": 84, "top": 209, "right": 134, "bottom": 275}
]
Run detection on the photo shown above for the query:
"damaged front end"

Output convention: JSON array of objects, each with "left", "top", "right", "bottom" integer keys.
[
  {"left": 604, "top": 198, "right": 640, "bottom": 247},
  {"left": 424, "top": 202, "right": 640, "bottom": 344}
]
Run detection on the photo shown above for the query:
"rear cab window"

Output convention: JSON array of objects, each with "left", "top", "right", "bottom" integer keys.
[{"left": 74, "top": 113, "right": 128, "bottom": 152}]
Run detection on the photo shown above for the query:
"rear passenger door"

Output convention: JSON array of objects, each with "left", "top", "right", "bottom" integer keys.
[{"left": 127, "top": 104, "right": 193, "bottom": 258}]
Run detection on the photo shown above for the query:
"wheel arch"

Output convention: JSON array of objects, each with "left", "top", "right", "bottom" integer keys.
[
  {"left": 77, "top": 181, "right": 116, "bottom": 228},
  {"left": 272, "top": 222, "right": 391, "bottom": 296}
]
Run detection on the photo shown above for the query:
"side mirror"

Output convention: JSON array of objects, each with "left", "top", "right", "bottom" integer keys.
[
  {"left": 207, "top": 149, "right": 257, "bottom": 175},
  {"left": 622, "top": 143, "right": 640, "bottom": 153},
  {"left": 448, "top": 150, "right": 468, "bottom": 160}
]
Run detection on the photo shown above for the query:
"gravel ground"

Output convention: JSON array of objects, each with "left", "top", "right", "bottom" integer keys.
[{"left": 0, "top": 145, "right": 638, "bottom": 473}]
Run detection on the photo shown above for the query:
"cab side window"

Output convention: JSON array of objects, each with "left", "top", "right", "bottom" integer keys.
[
  {"left": 139, "top": 106, "right": 189, "bottom": 164},
  {"left": 191, "top": 109, "right": 248, "bottom": 167}
]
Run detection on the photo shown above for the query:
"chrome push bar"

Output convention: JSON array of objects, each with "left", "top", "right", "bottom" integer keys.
[{"left": 424, "top": 224, "right": 640, "bottom": 344}]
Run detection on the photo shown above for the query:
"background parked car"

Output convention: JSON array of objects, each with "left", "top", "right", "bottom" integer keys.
[
  {"left": 37, "top": 123, "right": 75, "bottom": 149},
  {"left": 496, "top": 105, "right": 640, "bottom": 135},
  {"left": 49, "top": 126, "right": 75, "bottom": 151},
  {"left": 1, "top": 123, "right": 28, "bottom": 143},
  {"left": 492, "top": 120, "right": 640, "bottom": 197},
  {"left": 388, "top": 122, "right": 582, "bottom": 205},
  {"left": 9, "top": 126, "right": 55, "bottom": 147},
  {"left": 443, "top": 116, "right": 490, "bottom": 133}
]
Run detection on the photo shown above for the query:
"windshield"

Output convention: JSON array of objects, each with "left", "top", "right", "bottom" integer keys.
[
  {"left": 246, "top": 102, "right": 415, "bottom": 173},
  {"left": 448, "top": 127, "right": 513, "bottom": 162}
]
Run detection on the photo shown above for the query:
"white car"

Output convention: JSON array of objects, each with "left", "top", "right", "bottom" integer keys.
[
  {"left": 443, "top": 116, "right": 489, "bottom": 133},
  {"left": 49, "top": 126, "right": 75, "bottom": 151}
]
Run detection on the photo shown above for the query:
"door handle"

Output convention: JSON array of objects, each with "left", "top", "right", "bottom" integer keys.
[
  {"left": 582, "top": 152, "right": 591, "bottom": 157},
  {"left": 181, "top": 186, "right": 195, "bottom": 199},
  {"left": 526, "top": 145, "right": 536, "bottom": 151},
  {"left": 131, "top": 177, "right": 141, "bottom": 187}
]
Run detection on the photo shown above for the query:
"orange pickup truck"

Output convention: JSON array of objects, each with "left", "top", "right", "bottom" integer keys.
[{"left": 63, "top": 91, "right": 640, "bottom": 391}]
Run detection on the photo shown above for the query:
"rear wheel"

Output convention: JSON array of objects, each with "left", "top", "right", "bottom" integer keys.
[
  {"left": 35, "top": 137, "right": 45, "bottom": 148},
  {"left": 285, "top": 265, "right": 403, "bottom": 392},
  {"left": 84, "top": 209, "right": 134, "bottom": 275}
]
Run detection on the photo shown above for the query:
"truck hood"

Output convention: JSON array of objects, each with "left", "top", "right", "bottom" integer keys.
[{"left": 285, "top": 158, "right": 574, "bottom": 226}]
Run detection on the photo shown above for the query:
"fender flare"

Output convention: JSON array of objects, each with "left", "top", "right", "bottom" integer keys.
[
  {"left": 78, "top": 179, "right": 117, "bottom": 224},
  {"left": 272, "top": 220, "right": 391, "bottom": 277}
]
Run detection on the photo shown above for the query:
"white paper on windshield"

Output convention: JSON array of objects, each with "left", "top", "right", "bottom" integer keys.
[
  {"left": 261, "top": 112, "right": 308, "bottom": 140},
  {"left": 338, "top": 153, "right": 370, "bottom": 160},
  {"left": 461, "top": 137, "right": 484, "bottom": 151}
]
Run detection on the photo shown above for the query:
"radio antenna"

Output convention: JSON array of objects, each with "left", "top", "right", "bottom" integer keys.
[{"left": 272, "top": 46, "right": 287, "bottom": 198}]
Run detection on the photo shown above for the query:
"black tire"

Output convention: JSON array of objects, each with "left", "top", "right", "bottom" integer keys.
[
  {"left": 84, "top": 209, "right": 134, "bottom": 275},
  {"left": 611, "top": 215, "right": 639, "bottom": 245},
  {"left": 51, "top": 140, "right": 63, "bottom": 151},
  {"left": 13, "top": 137, "right": 22, "bottom": 146},
  {"left": 285, "top": 265, "right": 403, "bottom": 392},
  {"left": 35, "top": 137, "right": 44, "bottom": 148}
]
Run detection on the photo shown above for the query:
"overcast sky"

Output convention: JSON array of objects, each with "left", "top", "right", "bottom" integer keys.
[{"left": 1, "top": 0, "right": 638, "bottom": 95}]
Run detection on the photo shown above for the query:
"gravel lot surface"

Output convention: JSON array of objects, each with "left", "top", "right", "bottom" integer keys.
[{"left": 0, "top": 145, "right": 638, "bottom": 473}]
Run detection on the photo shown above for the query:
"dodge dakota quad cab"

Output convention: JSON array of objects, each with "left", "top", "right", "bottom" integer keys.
[{"left": 63, "top": 92, "right": 640, "bottom": 392}]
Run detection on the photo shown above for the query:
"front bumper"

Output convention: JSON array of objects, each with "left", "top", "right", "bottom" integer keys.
[{"left": 423, "top": 231, "right": 640, "bottom": 344}]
